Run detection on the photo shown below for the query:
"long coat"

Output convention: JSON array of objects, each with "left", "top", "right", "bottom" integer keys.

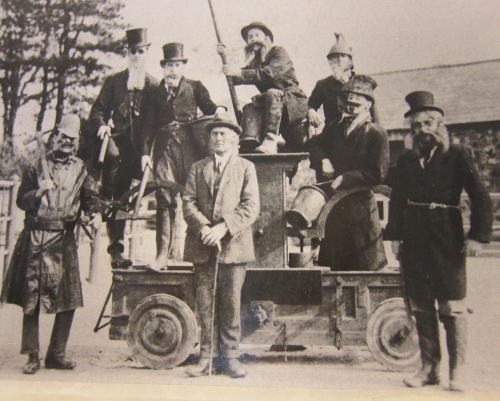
[
  {"left": 89, "top": 69, "right": 159, "bottom": 155},
  {"left": 182, "top": 154, "right": 260, "bottom": 265},
  {"left": 140, "top": 77, "right": 217, "bottom": 157},
  {"left": 1, "top": 155, "right": 104, "bottom": 314},
  {"left": 305, "top": 119, "right": 389, "bottom": 271},
  {"left": 384, "top": 146, "right": 492, "bottom": 300},
  {"left": 235, "top": 46, "right": 308, "bottom": 124}
]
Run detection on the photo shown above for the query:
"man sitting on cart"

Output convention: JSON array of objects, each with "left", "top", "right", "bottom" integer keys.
[
  {"left": 140, "top": 42, "right": 223, "bottom": 271},
  {"left": 182, "top": 111, "right": 259, "bottom": 378}
]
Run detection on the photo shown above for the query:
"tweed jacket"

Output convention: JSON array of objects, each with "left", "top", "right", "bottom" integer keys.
[
  {"left": 183, "top": 154, "right": 260, "bottom": 265},
  {"left": 140, "top": 77, "right": 217, "bottom": 156},
  {"left": 89, "top": 69, "right": 159, "bottom": 152}
]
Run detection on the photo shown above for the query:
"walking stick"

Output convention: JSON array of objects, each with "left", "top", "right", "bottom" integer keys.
[
  {"left": 98, "top": 112, "right": 114, "bottom": 163},
  {"left": 398, "top": 250, "right": 414, "bottom": 329},
  {"left": 207, "top": 0, "right": 242, "bottom": 123},
  {"left": 209, "top": 242, "right": 221, "bottom": 377}
]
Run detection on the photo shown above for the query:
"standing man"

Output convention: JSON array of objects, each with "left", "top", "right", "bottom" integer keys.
[
  {"left": 140, "top": 42, "right": 220, "bottom": 271},
  {"left": 384, "top": 91, "right": 492, "bottom": 391},
  {"left": 182, "top": 112, "right": 259, "bottom": 378},
  {"left": 217, "top": 22, "right": 308, "bottom": 154},
  {"left": 1, "top": 115, "right": 109, "bottom": 374},
  {"left": 307, "top": 33, "right": 354, "bottom": 132},
  {"left": 305, "top": 75, "right": 389, "bottom": 271},
  {"left": 89, "top": 28, "right": 159, "bottom": 269}
]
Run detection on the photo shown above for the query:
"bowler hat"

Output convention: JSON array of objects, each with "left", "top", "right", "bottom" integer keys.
[
  {"left": 341, "top": 75, "right": 377, "bottom": 103},
  {"left": 327, "top": 33, "right": 353, "bottom": 58},
  {"left": 205, "top": 111, "right": 242, "bottom": 135},
  {"left": 126, "top": 28, "right": 150, "bottom": 49},
  {"left": 57, "top": 114, "right": 80, "bottom": 138},
  {"left": 404, "top": 91, "right": 444, "bottom": 118},
  {"left": 241, "top": 22, "right": 274, "bottom": 43},
  {"left": 160, "top": 43, "right": 187, "bottom": 66}
]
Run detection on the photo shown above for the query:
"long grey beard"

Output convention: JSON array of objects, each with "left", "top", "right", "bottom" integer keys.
[
  {"left": 331, "top": 66, "right": 352, "bottom": 84},
  {"left": 127, "top": 60, "right": 146, "bottom": 90}
]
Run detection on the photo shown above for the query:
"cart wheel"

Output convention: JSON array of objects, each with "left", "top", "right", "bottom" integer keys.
[
  {"left": 366, "top": 297, "right": 421, "bottom": 372},
  {"left": 126, "top": 294, "right": 197, "bottom": 369}
]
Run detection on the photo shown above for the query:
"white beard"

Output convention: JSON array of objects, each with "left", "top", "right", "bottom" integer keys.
[
  {"left": 127, "top": 59, "right": 146, "bottom": 90},
  {"left": 331, "top": 66, "right": 352, "bottom": 85}
]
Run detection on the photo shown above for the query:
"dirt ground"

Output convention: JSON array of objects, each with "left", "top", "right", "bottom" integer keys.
[{"left": 1, "top": 231, "right": 499, "bottom": 397}]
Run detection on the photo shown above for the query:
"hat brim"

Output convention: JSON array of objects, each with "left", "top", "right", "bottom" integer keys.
[
  {"left": 342, "top": 90, "right": 375, "bottom": 104},
  {"left": 58, "top": 128, "right": 79, "bottom": 138},
  {"left": 129, "top": 42, "right": 151, "bottom": 50},
  {"left": 160, "top": 58, "right": 188, "bottom": 66},
  {"left": 205, "top": 121, "right": 242, "bottom": 135},
  {"left": 241, "top": 24, "right": 273, "bottom": 43},
  {"left": 404, "top": 106, "right": 444, "bottom": 118}
]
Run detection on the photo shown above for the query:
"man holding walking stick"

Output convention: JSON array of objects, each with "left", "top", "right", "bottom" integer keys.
[{"left": 182, "top": 111, "right": 259, "bottom": 378}]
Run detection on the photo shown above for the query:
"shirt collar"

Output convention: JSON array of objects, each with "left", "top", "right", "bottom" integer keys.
[
  {"left": 340, "top": 110, "right": 372, "bottom": 136},
  {"left": 214, "top": 152, "right": 231, "bottom": 171}
]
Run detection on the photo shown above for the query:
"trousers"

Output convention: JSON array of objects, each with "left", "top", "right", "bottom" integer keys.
[{"left": 194, "top": 260, "right": 246, "bottom": 359}]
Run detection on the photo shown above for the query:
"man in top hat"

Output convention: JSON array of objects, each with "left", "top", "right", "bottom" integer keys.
[
  {"left": 182, "top": 111, "right": 259, "bottom": 378},
  {"left": 305, "top": 75, "right": 389, "bottom": 271},
  {"left": 384, "top": 91, "right": 492, "bottom": 391},
  {"left": 307, "top": 33, "right": 355, "bottom": 133},
  {"left": 140, "top": 42, "right": 221, "bottom": 271},
  {"left": 217, "top": 21, "right": 308, "bottom": 154},
  {"left": 1, "top": 114, "right": 111, "bottom": 374},
  {"left": 89, "top": 28, "right": 159, "bottom": 269}
]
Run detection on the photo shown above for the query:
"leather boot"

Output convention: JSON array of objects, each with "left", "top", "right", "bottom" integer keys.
[
  {"left": 22, "top": 353, "right": 40, "bottom": 374},
  {"left": 145, "top": 209, "right": 172, "bottom": 272},
  {"left": 441, "top": 315, "right": 468, "bottom": 391},
  {"left": 222, "top": 358, "right": 247, "bottom": 378},
  {"left": 185, "top": 357, "right": 211, "bottom": 377},
  {"left": 45, "top": 310, "right": 76, "bottom": 370},
  {"left": 107, "top": 220, "right": 132, "bottom": 269},
  {"left": 110, "top": 250, "right": 133, "bottom": 270},
  {"left": 255, "top": 95, "right": 284, "bottom": 154},
  {"left": 403, "top": 311, "right": 441, "bottom": 387}
]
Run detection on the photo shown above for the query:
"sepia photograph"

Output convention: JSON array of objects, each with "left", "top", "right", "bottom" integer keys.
[{"left": 0, "top": 0, "right": 499, "bottom": 400}]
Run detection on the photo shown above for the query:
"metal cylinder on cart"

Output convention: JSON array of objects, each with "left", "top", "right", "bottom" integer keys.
[{"left": 285, "top": 185, "right": 330, "bottom": 230}]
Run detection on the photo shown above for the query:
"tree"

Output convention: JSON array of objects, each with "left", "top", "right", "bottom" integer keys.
[{"left": 0, "top": 0, "right": 128, "bottom": 151}]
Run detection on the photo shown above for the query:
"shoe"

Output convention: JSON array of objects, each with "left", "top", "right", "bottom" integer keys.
[
  {"left": 22, "top": 353, "right": 40, "bottom": 374},
  {"left": 222, "top": 358, "right": 247, "bottom": 378},
  {"left": 110, "top": 250, "right": 133, "bottom": 269},
  {"left": 45, "top": 352, "right": 76, "bottom": 370},
  {"left": 185, "top": 358, "right": 211, "bottom": 377},
  {"left": 255, "top": 133, "right": 279, "bottom": 154},
  {"left": 403, "top": 364, "right": 440, "bottom": 387}
]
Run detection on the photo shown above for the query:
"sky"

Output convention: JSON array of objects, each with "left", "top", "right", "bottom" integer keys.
[{"left": 8, "top": 0, "right": 500, "bottom": 141}]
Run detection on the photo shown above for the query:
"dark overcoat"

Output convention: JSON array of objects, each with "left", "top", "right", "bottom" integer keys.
[
  {"left": 235, "top": 46, "right": 308, "bottom": 124},
  {"left": 305, "top": 119, "right": 389, "bottom": 271},
  {"left": 182, "top": 154, "right": 260, "bottom": 265},
  {"left": 308, "top": 75, "right": 346, "bottom": 128},
  {"left": 89, "top": 69, "right": 159, "bottom": 154},
  {"left": 384, "top": 146, "right": 492, "bottom": 300},
  {"left": 1, "top": 155, "right": 104, "bottom": 314}
]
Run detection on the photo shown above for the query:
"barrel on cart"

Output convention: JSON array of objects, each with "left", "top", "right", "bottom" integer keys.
[{"left": 95, "top": 153, "right": 420, "bottom": 372}]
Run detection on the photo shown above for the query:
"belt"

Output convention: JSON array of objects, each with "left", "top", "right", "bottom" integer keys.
[
  {"left": 407, "top": 200, "right": 460, "bottom": 210},
  {"left": 24, "top": 218, "right": 77, "bottom": 231}
]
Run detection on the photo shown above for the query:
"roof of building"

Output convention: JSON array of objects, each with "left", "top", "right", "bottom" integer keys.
[{"left": 371, "top": 59, "right": 500, "bottom": 130}]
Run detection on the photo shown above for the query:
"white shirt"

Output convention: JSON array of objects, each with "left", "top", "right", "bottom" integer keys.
[
  {"left": 419, "top": 146, "right": 438, "bottom": 168},
  {"left": 214, "top": 152, "right": 231, "bottom": 174}
]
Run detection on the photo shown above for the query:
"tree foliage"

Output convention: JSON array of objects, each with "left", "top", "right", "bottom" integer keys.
[{"left": 0, "top": 0, "right": 129, "bottom": 152}]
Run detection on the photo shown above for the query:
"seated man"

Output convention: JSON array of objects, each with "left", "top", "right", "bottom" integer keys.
[
  {"left": 217, "top": 21, "right": 308, "bottom": 154},
  {"left": 182, "top": 111, "right": 259, "bottom": 378},
  {"left": 305, "top": 75, "right": 389, "bottom": 271}
]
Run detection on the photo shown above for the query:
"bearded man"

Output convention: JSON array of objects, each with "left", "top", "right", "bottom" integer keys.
[
  {"left": 217, "top": 22, "right": 308, "bottom": 154},
  {"left": 305, "top": 75, "right": 389, "bottom": 271},
  {"left": 140, "top": 43, "right": 220, "bottom": 271},
  {"left": 1, "top": 115, "right": 109, "bottom": 375},
  {"left": 89, "top": 28, "right": 159, "bottom": 269},
  {"left": 308, "top": 33, "right": 355, "bottom": 131},
  {"left": 384, "top": 91, "right": 492, "bottom": 391}
]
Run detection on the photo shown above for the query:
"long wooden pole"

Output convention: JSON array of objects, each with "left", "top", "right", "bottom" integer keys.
[
  {"left": 35, "top": 131, "right": 54, "bottom": 207},
  {"left": 207, "top": 0, "right": 242, "bottom": 123}
]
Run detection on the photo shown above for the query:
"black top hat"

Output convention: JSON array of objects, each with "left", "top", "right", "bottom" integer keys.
[
  {"left": 160, "top": 43, "right": 187, "bottom": 65},
  {"left": 341, "top": 75, "right": 377, "bottom": 103},
  {"left": 126, "top": 28, "right": 150, "bottom": 49},
  {"left": 205, "top": 111, "right": 242, "bottom": 135},
  {"left": 241, "top": 22, "right": 274, "bottom": 43},
  {"left": 404, "top": 91, "right": 444, "bottom": 118}
]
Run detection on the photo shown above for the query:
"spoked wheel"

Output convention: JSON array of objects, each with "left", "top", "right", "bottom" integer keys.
[
  {"left": 366, "top": 297, "right": 421, "bottom": 372},
  {"left": 126, "top": 294, "right": 197, "bottom": 369}
]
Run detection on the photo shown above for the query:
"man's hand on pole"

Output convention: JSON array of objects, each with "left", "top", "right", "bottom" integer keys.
[
  {"left": 36, "top": 179, "right": 55, "bottom": 199},
  {"left": 216, "top": 43, "right": 227, "bottom": 58},
  {"left": 200, "top": 222, "right": 228, "bottom": 249},
  {"left": 97, "top": 125, "right": 111, "bottom": 140},
  {"left": 141, "top": 155, "right": 153, "bottom": 172}
]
